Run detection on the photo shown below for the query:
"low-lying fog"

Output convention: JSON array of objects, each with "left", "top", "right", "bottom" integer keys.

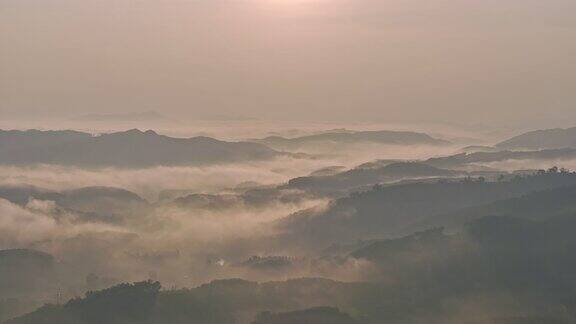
[
  {"left": 1, "top": 122, "right": 573, "bottom": 302},
  {"left": 0, "top": 123, "right": 474, "bottom": 293}
]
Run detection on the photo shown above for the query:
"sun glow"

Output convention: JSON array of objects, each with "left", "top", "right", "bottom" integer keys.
[{"left": 255, "top": 0, "right": 334, "bottom": 14}]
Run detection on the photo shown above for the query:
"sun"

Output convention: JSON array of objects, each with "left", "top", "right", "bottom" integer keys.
[
  {"left": 260, "top": 0, "right": 330, "bottom": 5},
  {"left": 258, "top": 0, "right": 331, "bottom": 10}
]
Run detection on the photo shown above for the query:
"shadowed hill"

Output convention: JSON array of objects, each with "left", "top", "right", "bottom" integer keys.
[
  {"left": 276, "top": 171, "right": 576, "bottom": 248},
  {"left": 11, "top": 212, "right": 576, "bottom": 324},
  {"left": 252, "top": 307, "right": 358, "bottom": 324},
  {"left": 284, "top": 162, "right": 464, "bottom": 196},
  {"left": 352, "top": 214, "right": 576, "bottom": 295},
  {"left": 409, "top": 184, "right": 576, "bottom": 232},
  {"left": 0, "top": 249, "right": 55, "bottom": 299},
  {"left": 496, "top": 127, "right": 576, "bottom": 150},
  {"left": 252, "top": 130, "right": 450, "bottom": 152},
  {"left": 0, "top": 185, "right": 148, "bottom": 224},
  {"left": 425, "top": 149, "right": 576, "bottom": 169},
  {"left": 0, "top": 129, "right": 280, "bottom": 167},
  {"left": 6, "top": 279, "right": 368, "bottom": 324}
]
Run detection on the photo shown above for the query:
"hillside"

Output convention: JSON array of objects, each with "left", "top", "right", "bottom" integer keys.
[
  {"left": 276, "top": 171, "right": 576, "bottom": 248},
  {"left": 0, "top": 249, "right": 55, "bottom": 299},
  {"left": 284, "top": 162, "right": 463, "bottom": 196},
  {"left": 425, "top": 149, "right": 576, "bottom": 169},
  {"left": 409, "top": 185, "right": 576, "bottom": 232},
  {"left": 0, "top": 185, "right": 148, "bottom": 224},
  {"left": 496, "top": 127, "right": 576, "bottom": 150},
  {"left": 252, "top": 130, "right": 450, "bottom": 152},
  {"left": 11, "top": 212, "right": 576, "bottom": 324},
  {"left": 0, "top": 129, "right": 280, "bottom": 167}
]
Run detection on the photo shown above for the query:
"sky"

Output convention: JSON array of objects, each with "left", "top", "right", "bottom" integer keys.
[{"left": 1, "top": 0, "right": 575, "bottom": 126}]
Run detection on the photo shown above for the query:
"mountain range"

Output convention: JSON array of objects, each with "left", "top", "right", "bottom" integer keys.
[
  {"left": 496, "top": 127, "right": 576, "bottom": 150},
  {"left": 251, "top": 130, "right": 450, "bottom": 152},
  {"left": 0, "top": 129, "right": 280, "bottom": 167}
]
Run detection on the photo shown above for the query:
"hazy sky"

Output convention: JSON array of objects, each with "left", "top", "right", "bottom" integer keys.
[{"left": 1, "top": 0, "right": 575, "bottom": 125}]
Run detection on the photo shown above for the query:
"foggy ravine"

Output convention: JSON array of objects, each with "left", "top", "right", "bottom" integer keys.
[{"left": 2, "top": 0, "right": 576, "bottom": 322}]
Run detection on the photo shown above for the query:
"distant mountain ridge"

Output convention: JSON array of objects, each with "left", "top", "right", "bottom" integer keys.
[
  {"left": 496, "top": 127, "right": 576, "bottom": 150},
  {"left": 284, "top": 162, "right": 464, "bottom": 196},
  {"left": 425, "top": 148, "right": 576, "bottom": 169},
  {"left": 0, "top": 129, "right": 280, "bottom": 167},
  {"left": 252, "top": 129, "right": 450, "bottom": 151}
]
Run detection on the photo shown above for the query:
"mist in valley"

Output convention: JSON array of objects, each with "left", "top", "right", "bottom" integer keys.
[
  {"left": 3, "top": 123, "right": 576, "bottom": 323},
  {"left": 2, "top": 0, "right": 576, "bottom": 323}
]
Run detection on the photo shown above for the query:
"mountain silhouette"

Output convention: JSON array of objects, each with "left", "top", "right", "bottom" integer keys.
[
  {"left": 0, "top": 129, "right": 280, "bottom": 167},
  {"left": 496, "top": 127, "right": 576, "bottom": 150},
  {"left": 252, "top": 130, "right": 450, "bottom": 152}
]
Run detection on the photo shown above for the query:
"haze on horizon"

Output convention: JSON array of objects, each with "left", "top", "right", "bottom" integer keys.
[
  {"left": 1, "top": 0, "right": 575, "bottom": 128},
  {"left": 5, "top": 2, "right": 576, "bottom": 323}
]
